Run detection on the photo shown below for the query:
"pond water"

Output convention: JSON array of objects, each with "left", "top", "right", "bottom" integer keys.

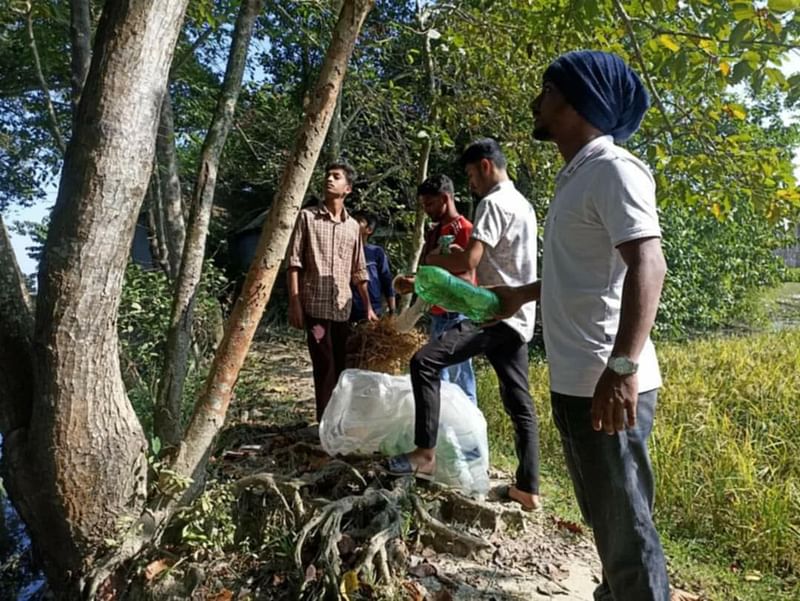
[{"left": 0, "top": 434, "right": 47, "bottom": 599}]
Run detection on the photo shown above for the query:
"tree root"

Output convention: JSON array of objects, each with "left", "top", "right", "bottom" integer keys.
[
  {"left": 294, "top": 485, "right": 404, "bottom": 598},
  {"left": 289, "top": 475, "right": 504, "bottom": 598},
  {"left": 410, "top": 494, "right": 493, "bottom": 555}
]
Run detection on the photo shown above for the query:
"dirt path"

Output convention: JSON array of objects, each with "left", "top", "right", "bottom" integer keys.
[{"left": 231, "top": 333, "right": 603, "bottom": 600}]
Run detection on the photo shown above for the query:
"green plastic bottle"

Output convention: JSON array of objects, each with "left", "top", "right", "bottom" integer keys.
[{"left": 414, "top": 265, "right": 501, "bottom": 323}]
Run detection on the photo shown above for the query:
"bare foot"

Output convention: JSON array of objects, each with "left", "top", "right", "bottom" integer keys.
[
  {"left": 508, "top": 485, "right": 541, "bottom": 511},
  {"left": 405, "top": 448, "right": 436, "bottom": 476}
]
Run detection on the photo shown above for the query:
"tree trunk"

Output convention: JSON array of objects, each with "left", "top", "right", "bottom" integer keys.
[
  {"left": 0, "top": 214, "right": 34, "bottom": 434},
  {"left": 169, "top": 0, "right": 375, "bottom": 495},
  {"left": 146, "top": 164, "right": 171, "bottom": 274},
  {"left": 1, "top": 1, "right": 188, "bottom": 594},
  {"left": 69, "top": 0, "right": 92, "bottom": 122},
  {"left": 400, "top": 8, "right": 437, "bottom": 310},
  {"left": 155, "top": 91, "right": 186, "bottom": 281},
  {"left": 155, "top": 0, "right": 262, "bottom": 450},
  {"left": 324, "top": 90, "right": 344, "bottom": 164}
]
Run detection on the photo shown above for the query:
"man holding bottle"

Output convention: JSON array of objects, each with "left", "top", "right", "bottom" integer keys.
[{"left": 388, "top": 138, "right": 541, "bottom": 512}]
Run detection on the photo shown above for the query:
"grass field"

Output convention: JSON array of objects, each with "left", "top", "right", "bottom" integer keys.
[{"left": 478, "top": 322, "right": 800, "bottom": 600}]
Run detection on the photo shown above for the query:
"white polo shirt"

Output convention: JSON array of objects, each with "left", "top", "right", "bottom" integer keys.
[
  {"left": 541, "top": 135, "right": 662, "bottom": 397},
  {"left": 472, "top": 180, "right": 538, "bottom": 342}
]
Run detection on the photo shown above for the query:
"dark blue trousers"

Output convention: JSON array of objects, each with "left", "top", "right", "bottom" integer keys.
[{"left": 551, "top": 389, "right": 669, "bottom": 601}]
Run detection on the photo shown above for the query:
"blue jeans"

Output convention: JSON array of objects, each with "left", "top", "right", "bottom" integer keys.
[
  {"left": 429, "top": 313, "right": 477, "bottom": 403},
  {"left": 551, "top": 389, "right": 669, "bottom": 601}
]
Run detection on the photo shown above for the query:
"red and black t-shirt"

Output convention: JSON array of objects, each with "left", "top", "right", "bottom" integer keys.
[{"left": 421, "top": 214, "right": 476, "bottom": 316}]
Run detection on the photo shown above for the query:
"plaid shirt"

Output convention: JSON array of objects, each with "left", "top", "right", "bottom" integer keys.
[{"left": 287, "top": 204, "right": 368, "bottom": 321}]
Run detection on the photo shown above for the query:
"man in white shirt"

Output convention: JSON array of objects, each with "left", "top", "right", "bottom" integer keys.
[
  {"left": 387, "top": 138, "right": 541, "bottom": 511},
  {"left": 493, "top": 51, "right": 685, "bottom": 601}
]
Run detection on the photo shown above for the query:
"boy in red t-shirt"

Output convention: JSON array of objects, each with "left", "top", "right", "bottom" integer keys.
[{"left": 396, "top": 174, "right": 477, "bottom": 402}]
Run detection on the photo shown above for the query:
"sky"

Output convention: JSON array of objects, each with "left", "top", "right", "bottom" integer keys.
[{"left": 5, "top": 50, "right": 800, "bottom": 277}]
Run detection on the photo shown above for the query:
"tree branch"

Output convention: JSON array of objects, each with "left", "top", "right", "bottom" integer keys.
[
  {"left": 26, "top": 2, "right": 66, "bottom": 155},
  {"left": 170, "top": 26, "right": 216, "bottom": 78},
  {"left": 612, "top": 0, "right": 675, "bottom": 137},
  {"left": 155, "top": 0, "right": 263, "bottom": 448},
  {"left": 630, "top": 18, "right": 800, "bottom": 51},
  {"left": 69, "top": 0, "right": 92, "bottom": 120},
  {"left": 167, "top": 0, "right": 375, "bottom": 499},
  {"left": 0, "top": 214, "right": 35, "bottom": 435}
]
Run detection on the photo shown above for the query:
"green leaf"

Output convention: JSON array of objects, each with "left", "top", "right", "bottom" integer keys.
[
  {"left": 729, "top": 19, "right": 752, "bottom": 48},
  {"left": 767, "top": 0, "right": 800, "bottom": 13},
  {"left": 732, "top": 2, "right": 756, "bottom": 20},
  {"left": 731, "top": 59, "right": 753, "bottom": 83},
  {"left": 657, "top": 34, "right": 681, "bottom": 52}
]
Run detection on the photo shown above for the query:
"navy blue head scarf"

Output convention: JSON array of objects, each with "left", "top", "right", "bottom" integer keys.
[{"left": 543, "top": 50, "right": 649, "bottom": 142}]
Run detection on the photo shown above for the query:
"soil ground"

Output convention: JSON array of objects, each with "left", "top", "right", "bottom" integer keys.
[{"left": 224, "top": 329, "right": 603, "bottom": 601}]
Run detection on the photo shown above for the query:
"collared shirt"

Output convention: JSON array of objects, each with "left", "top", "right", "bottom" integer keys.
[
  {"left": 471, "top": 180, "right": 538, "bottom": 342},
  {"left": 287, "top": 203, "right": 368, "bottom": 322},
  {"left": 541, "top": 135, "right": 662, "bottom": 397},
  {"left": 350, "top": 243, "right": 394, "bottom": 320},
  {"left": 421, "top": 214, "right": 475, "bottom": 316}
]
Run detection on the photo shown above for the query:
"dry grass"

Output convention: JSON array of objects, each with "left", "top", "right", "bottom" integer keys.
[{"left": 346, "top": 316, "right": 428, "bottom": 374}]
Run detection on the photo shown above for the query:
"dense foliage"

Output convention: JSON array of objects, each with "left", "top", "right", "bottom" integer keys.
[{"left": 3, "top": 0, "right": 800, "bottom": 337}]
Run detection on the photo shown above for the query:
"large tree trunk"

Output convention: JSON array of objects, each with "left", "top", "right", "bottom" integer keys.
[
  {"left": 169, "top": 0, "right": 375, "bottom": 494},
  {"left": 155, "top": 0, "right": 262, "bottom": 450},
  {"left": 0, "top": 1, "right": 188, "bottom": 594}
]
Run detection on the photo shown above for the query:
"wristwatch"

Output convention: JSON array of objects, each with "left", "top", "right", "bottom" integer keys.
[{"left": 607, "top": 355, "right": 638, "bottom": 376}]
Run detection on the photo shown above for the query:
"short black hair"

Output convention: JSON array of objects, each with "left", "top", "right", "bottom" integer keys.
[
  {"left": 417, "top": 173, "right": 454, "bottom": 197},
  {"left": 459, "top": 138, "right": 507, "bottom": 169},
  {"left": 325, "top": 160, "right": 357, "bottom": 186},
  {"left": 356, "top": 213, "right": 378, "bottom": 232},
  {"left": 353, "top": 211, "right": 378, "bottom": 232}
]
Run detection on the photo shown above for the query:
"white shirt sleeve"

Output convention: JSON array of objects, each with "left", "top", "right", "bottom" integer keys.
[
  {"left": 592, "top": 158, "right": 661, "bottom": 247},
  {"left": 471, "top": 196, "right": 507, "bottom": 249}
]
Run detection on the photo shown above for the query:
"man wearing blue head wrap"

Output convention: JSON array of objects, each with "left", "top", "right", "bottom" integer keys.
[{"left": 491, "top": 51, "right": 695, "bottom": 601}]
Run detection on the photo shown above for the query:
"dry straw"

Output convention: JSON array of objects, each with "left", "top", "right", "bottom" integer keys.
[{"left": 347, "top": 316, "right": 428, "bottom": 374}]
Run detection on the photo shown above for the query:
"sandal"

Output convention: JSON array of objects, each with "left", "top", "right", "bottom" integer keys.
[
  {"left": 385, "top": 454, "right": 435, "bottom": 481},
  {"left": 489, "top": 484, "right": 541, "bottom": 512}
]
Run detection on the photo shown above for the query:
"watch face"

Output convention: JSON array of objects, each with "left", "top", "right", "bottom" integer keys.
[{"left": 609, "top": 356, "right": 637, "bottom": 375}]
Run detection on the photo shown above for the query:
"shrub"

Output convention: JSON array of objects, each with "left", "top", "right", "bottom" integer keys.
[
  {"left": 118, "top": 262, "right": 228, "bottom": 436},
  {"left": 657, "top": 204, "right": 790, "bottom": 338}
]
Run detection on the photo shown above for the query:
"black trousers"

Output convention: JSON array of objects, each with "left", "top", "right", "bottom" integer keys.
[
  {"left": 305, "top": 315, "right": 350, "bottom": 421},
  {"left": 410, "top": 320, "right": 540, "bottom": 494}
]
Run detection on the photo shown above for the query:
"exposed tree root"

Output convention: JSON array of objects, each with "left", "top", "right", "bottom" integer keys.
[{"left": 410, "top": 494, "right": 493, "bottom": 555}]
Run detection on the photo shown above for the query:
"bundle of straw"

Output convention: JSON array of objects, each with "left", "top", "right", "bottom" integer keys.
[{"left": 346, "top": 315, "right": 428, "bottom": 374}]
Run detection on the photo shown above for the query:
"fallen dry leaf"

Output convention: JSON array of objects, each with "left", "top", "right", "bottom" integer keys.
[
  {"left": 206, "top": 589, "right": 233, "bottom": 601},
  {"left": 552, "top": 516, "right": 585, "bottom": 535},
  {"left": 402, "top": 580, "right": 427, "bottom": 601},
  {"left": 304, "top": 564, "right": 317, "bottom": 583},
  {"left": 143, "top": 559, "right": 170, "bottom": 582}
]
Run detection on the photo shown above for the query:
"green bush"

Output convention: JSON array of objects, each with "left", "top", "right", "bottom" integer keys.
[
  {"left": 118, "top": 263, "right": 228, "bottom": 436},
  {"left": 657, "top": 204, "right": 790, "bottom": 339},
  {"left": 480, "top": 328, "right": 800, "bottom": 576},
  {"left": 782, "top": 266, "right": 800, "bottom": 283}
]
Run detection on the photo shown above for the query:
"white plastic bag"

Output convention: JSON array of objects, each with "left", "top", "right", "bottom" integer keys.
[{"left": 319, "top": 369, "right": 490, "bottom": 496}]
